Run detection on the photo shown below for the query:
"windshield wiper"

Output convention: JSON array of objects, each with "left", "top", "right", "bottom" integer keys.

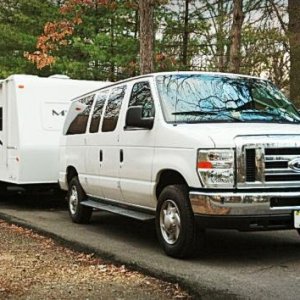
[
  {"left": 238, "top": 110, "right": 299, "bottom": 123},
  {"left": 241, "top": 110, "right": 284, "bottom": 119},
  {"left": 172, "top": 111, "right": 218, "bottom": 115}
]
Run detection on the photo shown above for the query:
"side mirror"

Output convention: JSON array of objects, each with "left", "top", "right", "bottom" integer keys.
[{"left": 125, "top": 106, "right": 154, "bottom": 129}]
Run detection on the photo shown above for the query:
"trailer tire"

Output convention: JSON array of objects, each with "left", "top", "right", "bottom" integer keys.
[
  {"left": 156, "top": 184, "right": 197, "bottom": 258},
  {"left": 67, "top": 177, "right": 92, "bottom": 224}
]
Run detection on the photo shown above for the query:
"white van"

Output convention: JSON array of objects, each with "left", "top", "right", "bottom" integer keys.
[
  {"left": 0, "top": 75, "right": 108, "bottom": 192},
  {"left": 59, "top": 71, "right": 300, "bottom": 258}
]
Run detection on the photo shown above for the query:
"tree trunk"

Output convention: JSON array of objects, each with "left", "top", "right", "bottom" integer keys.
[
  {"left": 182, "top": 0, "right": 189, "bottom": 68},
  {"left": 288, "top": 0, "right": 300, "bottom": 106},
  {"left": 228, "top": 0, "right": 244, "bottom": 73},
  {"left": 216, "top": 0, "right": 226, "bottom": 72},
  {"left": 109, "top": 14, "right": 115, "bottom": 81},
  {"left": 139, "top": 0, "right": 155, "bottom": 74}
]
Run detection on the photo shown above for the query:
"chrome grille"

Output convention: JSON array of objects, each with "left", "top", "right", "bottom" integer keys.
[
  {"left": 235, "top": 135, "right": 300, "bottom": 188},
  {"left": 264, "top": 148, "right": 300, "bottom": 182},
  {"left": 245, "top": 149, "right": 256, "bottom": 182}
]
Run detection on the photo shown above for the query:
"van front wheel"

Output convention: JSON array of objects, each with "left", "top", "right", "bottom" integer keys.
[
  {"left": 156, "top": 184, "right": 196, "bottom": 258},
  {"left": 68, "top": 177, "right": 92, "bottom": 224}
]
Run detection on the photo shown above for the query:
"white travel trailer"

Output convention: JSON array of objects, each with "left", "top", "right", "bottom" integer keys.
[{"left": 0, "top": 74, "right": 108, "bottom": 191}]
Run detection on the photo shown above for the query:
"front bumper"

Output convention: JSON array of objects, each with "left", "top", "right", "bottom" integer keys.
[{"left": 190, "top": 190, "right": 300, "bottom": 216}]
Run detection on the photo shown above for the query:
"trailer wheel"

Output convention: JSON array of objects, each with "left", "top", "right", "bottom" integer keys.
[
  {"left": 67, "top": 177, "right": 92, "bottom": 224},
  {"left": 0, "top": 183, "right": 7, "bottom": 196},
  {"left": 156, "top": 184, "right": 197, "bottom": 258}
]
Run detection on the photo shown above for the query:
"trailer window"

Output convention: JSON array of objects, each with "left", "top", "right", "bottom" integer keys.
[
  {"left": 89, "top": 90, "right": 109, "bottom": 133},
  {"left": 66, "top": 94, "right": 95, "bottom": 135},
  {"left": 102, "top": 85, "right": 126, "bottom": 132}
]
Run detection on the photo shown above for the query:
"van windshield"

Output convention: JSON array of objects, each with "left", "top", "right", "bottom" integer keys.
[{"left": 156, "top": 74, "right": 300, "bottom": 124}]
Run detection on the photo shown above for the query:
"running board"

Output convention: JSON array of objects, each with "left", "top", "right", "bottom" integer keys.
[{"left": 81, "top": 199, "right": 155, "bottom": 221}]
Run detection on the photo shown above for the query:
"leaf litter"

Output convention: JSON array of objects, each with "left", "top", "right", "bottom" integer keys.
[{"left": 0, "top": 220, "right": 191, "bottom": 299}]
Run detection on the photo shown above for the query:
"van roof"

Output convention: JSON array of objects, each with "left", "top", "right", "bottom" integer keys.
[{"left": 69, "top": 71, "right": 265, "bottom": 102}]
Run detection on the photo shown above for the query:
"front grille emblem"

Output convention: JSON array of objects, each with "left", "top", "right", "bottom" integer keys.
[{"left": 288, "top": 158, "right": 300, "bottom": 173}]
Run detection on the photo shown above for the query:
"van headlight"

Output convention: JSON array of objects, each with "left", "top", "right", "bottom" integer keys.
[{"left": 197, "top": 149, "right": 235, "bottom": 188}]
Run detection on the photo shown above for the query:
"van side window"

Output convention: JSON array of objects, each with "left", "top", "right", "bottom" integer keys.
[
  {"left": 128, "top": 82, "right": 155, "bottom": 118},
  {"left": 66, "top": 94, "right": 95, "bottom": 135},
  {"left": 89, "top": 90, "right": 108, "bottom": 133},
  {"left": 102, "top": 85, "right": 126, "bottom": 132}
]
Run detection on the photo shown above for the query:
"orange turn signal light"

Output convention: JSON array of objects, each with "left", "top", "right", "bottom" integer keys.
[{"left": 197, "top": 161, "right": 213, "bottom": 169}]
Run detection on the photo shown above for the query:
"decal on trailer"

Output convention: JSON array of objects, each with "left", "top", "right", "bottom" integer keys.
[{"left": 42, "top": 102, "right": 70, "bottom": 131}]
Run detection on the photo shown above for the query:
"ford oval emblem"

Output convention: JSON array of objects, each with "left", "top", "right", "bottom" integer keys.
[{"left": 288, "top": 158, "right": 300, "bottom": 172}]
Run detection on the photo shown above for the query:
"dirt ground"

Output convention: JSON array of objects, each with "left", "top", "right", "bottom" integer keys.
[{"left": 0, "top": 220, "right": 190, "bottom": 300}]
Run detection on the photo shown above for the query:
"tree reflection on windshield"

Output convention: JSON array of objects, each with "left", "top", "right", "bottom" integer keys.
[{"left": 156, "top": 74, "right": 300, "bottom": 124}]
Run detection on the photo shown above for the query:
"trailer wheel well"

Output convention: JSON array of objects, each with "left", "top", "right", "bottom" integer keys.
[
  {"left": 156, "top": 170, "right": 188, "bottom": 200},
  {"left": 66, "top": 166, "right": 78, "bottom": 186}
]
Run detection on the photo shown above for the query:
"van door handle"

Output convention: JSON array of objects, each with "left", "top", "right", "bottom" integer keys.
[
  {"left": 120, "top": 149, "right": 124, "bottom": 163},
  {"left": 99, "top": 150, "right": 103, "bottom": 162}
]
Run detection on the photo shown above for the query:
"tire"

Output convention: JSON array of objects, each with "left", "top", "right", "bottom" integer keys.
[
  {"left": 0, "top": 183, "right": 8, "bottom": 197},
  {"left": 67, "top": 177, "right": 92, "bottom": 224},
  {"left": 155, "top": 184, "right": 198, "bottom": 258}
]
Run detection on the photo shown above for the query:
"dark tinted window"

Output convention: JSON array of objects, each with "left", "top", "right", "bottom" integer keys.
[
  {"left": 102, "top": 86, "right": 126, "bottom": 132},
  {"left": 66, "top": 94, "right": 95, "bottom": 135},
  {"left": 129, "top": 82, "right": 155, "bottom": 118},
  {"left": 89, "top": 90, "right": 108, "bottom": 133},
  {"left": 0, "top": 107, "right": 2, "bottom": 131}
]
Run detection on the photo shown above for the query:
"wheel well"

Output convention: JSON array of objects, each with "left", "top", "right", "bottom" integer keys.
[
  {"left": 66, "top": 166, "right": 78, "bottom": 186},
  {"left": 156, "top": 170, "right": 188, "bottom": 200}
]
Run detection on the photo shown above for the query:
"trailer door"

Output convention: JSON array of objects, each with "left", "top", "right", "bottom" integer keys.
[{"left": 0, "top": 82, "right": 6, "bottom": 169}]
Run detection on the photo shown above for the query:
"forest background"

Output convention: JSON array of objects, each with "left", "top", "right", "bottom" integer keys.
[{"left": 1, "top": 0, "right": 300, "bottom": 105}]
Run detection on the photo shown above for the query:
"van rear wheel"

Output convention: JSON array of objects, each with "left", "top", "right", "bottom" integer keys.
[
  {"left": 156, "top": 184, "right": 197, "bottom": 258},
  {"left": 68, "top": 177, "right": 92, "bottom": 224}
]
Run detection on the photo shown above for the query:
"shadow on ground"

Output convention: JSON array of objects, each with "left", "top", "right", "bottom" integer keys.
[
  {"left": 0, "top": 192, "right": 68, "bottom": 210},
  {"left": 1, "top": 192, "right": 300, "bottom": 265},
  {"left": 89, "top": 212, "right": 300, "bottom": 263}
]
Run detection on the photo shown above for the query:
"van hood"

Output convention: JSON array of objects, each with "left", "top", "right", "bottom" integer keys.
[{"left": 176, "top": 122, "right": 300, "bottom": 148}]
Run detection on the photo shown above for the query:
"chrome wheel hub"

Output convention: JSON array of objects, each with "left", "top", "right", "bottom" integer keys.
[
  {"left": 69, "top": 186, "right": 79, "bottom": 215},
  {"left": 160, "top": 200, "right": 181, "bottom": 245}
]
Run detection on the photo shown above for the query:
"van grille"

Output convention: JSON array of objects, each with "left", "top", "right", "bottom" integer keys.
[
  {"left": 245, "top": 149, "right": 256, "bottom": 182},
  {"left": 264, "top": 147, "right": 300, "bottom": 182},
  {"left": 265, "top": 148, "right": 300, "bottom": 155},
  {"left": 244, "top": 147, "right": 300, "bottom": 184},
  {"left": 271, "top": 197, "right": 300, "bottom": 207}
]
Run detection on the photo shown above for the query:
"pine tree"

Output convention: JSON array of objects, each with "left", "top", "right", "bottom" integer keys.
[{"left": 0, "top": 0, "right": 58, "bottom": 78}]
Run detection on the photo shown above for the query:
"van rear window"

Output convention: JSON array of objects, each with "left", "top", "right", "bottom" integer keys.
[{"left": 65, "top": 94, "right": 95, "bottom": 135}]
